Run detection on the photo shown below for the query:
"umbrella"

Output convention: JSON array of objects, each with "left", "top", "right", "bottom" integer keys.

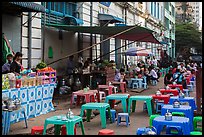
[{"left": 125, "top": 47, "right": 153, "bottom": 56}]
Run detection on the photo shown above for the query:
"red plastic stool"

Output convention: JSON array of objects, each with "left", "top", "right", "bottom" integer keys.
[
  {"left": 61, "top": 125, "right": 77, "bottom": 135},
  {"left": 98, "top": 129, "right": 115, "bottom": 135},
  {"left": 31, "top": 126, "right": 44, "bottom": 135}
]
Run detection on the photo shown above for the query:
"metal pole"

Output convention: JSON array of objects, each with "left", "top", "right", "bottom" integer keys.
[
  {"left": 90, "top": 2, "right": 93, "bottom": 60},
  {"left": 28, "top": 12, "right": 32, "bottom": 68}
]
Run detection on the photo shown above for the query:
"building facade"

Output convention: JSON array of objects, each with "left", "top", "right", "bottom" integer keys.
[
  {"left": 2, "top": 2, "right": 44, "bottom": 69},
  {"left": 41, "top": 2, "right": 176, "bottom": 74}
]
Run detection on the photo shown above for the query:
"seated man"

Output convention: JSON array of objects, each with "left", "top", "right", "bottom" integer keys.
[{"left": 2, "top": 54, "right": 13, "bottom": 74}]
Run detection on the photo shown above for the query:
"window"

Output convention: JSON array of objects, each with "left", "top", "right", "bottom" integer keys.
[
  {"left": 154, "top": 2, "right": 156, "bottom": 17},
  {"left": 151, "top": 2, "right": 153, "bottom": 15}
]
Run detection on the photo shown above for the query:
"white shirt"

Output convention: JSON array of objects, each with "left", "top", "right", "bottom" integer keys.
[{"left": 150, "top": 69, "right": 158, "bottom": 79}]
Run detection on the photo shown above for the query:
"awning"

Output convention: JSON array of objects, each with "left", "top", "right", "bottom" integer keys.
[
  {"left": 98, "top": 13, "right": 124, "bottom": 23},
  {"left": 2, "top": 2, "right": 45, "bottom": 13},
  {"left": 46, "top": 23, "right": 161, "bottom": 44}
]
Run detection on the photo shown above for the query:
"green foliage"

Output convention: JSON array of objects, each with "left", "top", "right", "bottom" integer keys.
[
  {"left": 36, "top": 61, "right": 47, "bottom": 69},
  {"left": 175, "top": 22, "right": 202, "bottom": 54}
]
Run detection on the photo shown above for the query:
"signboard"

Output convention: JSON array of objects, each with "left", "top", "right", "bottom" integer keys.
[{"left": 99, "top": 2, "right": 111, "bottom": 7}]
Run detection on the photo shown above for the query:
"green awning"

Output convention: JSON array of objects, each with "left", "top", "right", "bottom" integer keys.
[
  {"left": 2, "top": 2, "right": 45, "bottom": 13},
  {"left": 98, "top": 13, "right": 124, "bottom": 23},
  {"left": 46, "top": 23, "right": 161, "bottom": 44}
]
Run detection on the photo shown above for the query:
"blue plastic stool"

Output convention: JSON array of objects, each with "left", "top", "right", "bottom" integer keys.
[
  {"left": 143, "top": 101, "right": 147, "bottom": 111},
  {"left": 187, "top": 84, "right": 194, "bottom": 92},
  {"left": 156, "top": 101, "right": 164, "bottom": 113},
  {"left": 190, "top": 81, "right": 196, "bottom": 87},
  {"left": 183, "top": 89, "right": 190, "bottom": 97},
  {"left": 142, "top": 76, "right": 148, "bottom": 89},
  {"left": 117, "top": 113, "right": 130, "bottom": 127},
  {"left": 132, "top": 82, "right": 139, "bottom": 89},
  {"left": 106, "top": 109, "right": 117, "bottom": 123},
  {"left": 166, "top": 125, "right": 183, "bottom": 135},
  {"left": 136, "top": 127, "right": 147, "bottom": 135},
  {"left": 152, "top": 80, "right": 157, "bottom": 86}
]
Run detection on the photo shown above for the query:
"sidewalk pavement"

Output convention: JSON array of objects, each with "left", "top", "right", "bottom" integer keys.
[{"left": 8, "top": 77, "right": 196, "bottom": 135}]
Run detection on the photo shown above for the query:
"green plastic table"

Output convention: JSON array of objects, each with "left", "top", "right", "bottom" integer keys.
[
  {"left": 128, "top": 95, "right": 153, "bottom": 116},
  {"left": 43, "top": 115, "right": 85, "bottom": 135},
  {"left": 80, "top": 103, "right": 112, "bottom": 129},
  {"left": 105, "top": 94, "right": 130, "bottom": 112}
]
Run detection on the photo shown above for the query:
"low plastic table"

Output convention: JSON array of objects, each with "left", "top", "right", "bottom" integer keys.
[
  {"left": 169, "top": 96, "right": 197, "bottom": 111},
  {"left": 168, "top": 84, "right": 183, "bottom": 91},
  {"left": 105, "top": 94, "right": 130, "bottom": 112},
  {"left": 159, "top": 89, "right": 179, "bottom": 96},
  {"left": 161, "top": 104, "right": 194, "bottom": 131},
  {"left": 128, "top": 96, "right": 153, "bottom": 116},
  {"left": 70, "top": 90, "right": 98, "bottom": 107},
  {"left": 43, "top": 115, "right": 85, "bottom": 135},
  {"left": 111, "top": 81, "right": 126, "bottom": 93},
  {"left": 80, "top": 103, "right": 112, "bottom": 129},
  {"left": 2, "top": 107, "right": 28, "bottom": 135},
  {"left": 151, "top": 94, "right": 170, "bottom": 104},
  {"left": 152, "top": 116, "right": 190, "bottom": 135}
]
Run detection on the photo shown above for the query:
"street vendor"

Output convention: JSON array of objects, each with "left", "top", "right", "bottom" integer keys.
[
  {"left": 2, "top": 53, "right": 13, "bottom": 74},
  {"left": 10, "top": 52, "right": 23, "bottom": 76}
]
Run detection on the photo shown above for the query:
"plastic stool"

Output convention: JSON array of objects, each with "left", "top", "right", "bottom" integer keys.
[
  {"left": 172, "top": 112, "right": 185, "bottom": 117},
  {"left": 156, "top": 101, "right": 164, "bottom": 113},
  {"left": 61, "top": 125, "right": 76, "bottom": 135},
  {"left": 106, "top": 109, "right": 117, "bottom": 123},
  {"left": 98, "top": 129, "right": 114, "bottom": 135},
  {"left": 190, "top": 81, "right": 196, "bottom": 87},
  {"left": 31, "top": 126, "right": 44, "bottom": 135},
  {"left": 136, "top": 127, "right": 146, "bottom": 135},
  {"left": 187, "top": 84, "right": 194, "bottom": 92},
  {"left": 143, "top": 101, "right": 147, "bottom": 111},
  {"left": 183, "top": 89, "right": 190, "bottom": 97},
  {"left": 99, "top": 91, "right": 106, "bottom": 100},
  {"left": 152, "top": 80, "right": 157, "bottom": 86},
  {"left": 193, "top": 116, "right": 202, "bottom": 131},
  {"left": 190, "top": 131, "right": 202, "bottom": 135},
  {"left": 117, "top": 113, "right": 130, "bottom": 127},
  {"left": 149, "top": 114, "right": 160, "bottom": 126},
  {"left": 132, "top": 82, "right": 138, "bottom": 89},
  {"left": 166, "top": 126, "right": 183, "bottom": 135}
]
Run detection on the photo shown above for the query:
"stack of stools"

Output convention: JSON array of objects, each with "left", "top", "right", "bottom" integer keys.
[
  {"left": 61, "top": 125, "right": 77, "bottom": 135},
  {"left": 31, "top": 126, "right": 44, "bottom": 135},
  {"left": 106, "top": 109, "right": 117, "bottom": 123},
  {"left": 193, "top": 116, "right": 202, "bottom": 131},
  {"left": 98, "top": 129, "right": 115, "bottom": 135},
  {"left": 117, "top": 113, "right": 130, "bottom": 127},
  {"left": 190, "top": 116, "right": 202, "bottom": 135}
]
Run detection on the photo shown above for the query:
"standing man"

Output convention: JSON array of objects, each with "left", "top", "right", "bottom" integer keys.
[
  {"left": 67, "top": 55, "right": 75, "bottom": 77},
  {"left": 2, "top": 54, "right": 13, "bottom": 74}
]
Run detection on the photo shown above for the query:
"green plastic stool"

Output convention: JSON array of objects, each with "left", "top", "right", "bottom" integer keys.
[
  {"left": 172, "top": 112, "right": 185, "bottom": 117},
  {"left": 190, "top": 131, "right": 202, "bottom": 135},
  {"left": 149, "top": 114, "right": 160, "bottom": 126},
  {"left": 193, "top": 116, "right": 202, "bottom": 131}
]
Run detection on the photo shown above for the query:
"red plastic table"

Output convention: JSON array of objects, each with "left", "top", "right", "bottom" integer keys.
[
  {"left": 111, "top": 81, "right": 126, "bottom": 93},
  {"left": 168, "top": 84, "right": 183, "bottom": 91},
  {"left": 70, "top": 90, "right": 98, "bottom": 107},
  {"left": 159, "top": 89, "right": 179, "bottom": 96},
  {"left": 151, "top": 94, "right": 170, "bottom": 104},
  {"left": 98, "top": 85, "right": 114, "bottom": 95}
]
